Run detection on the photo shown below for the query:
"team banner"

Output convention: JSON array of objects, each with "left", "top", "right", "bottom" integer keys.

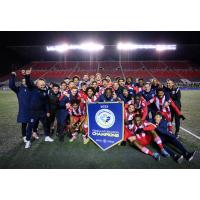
[{"left": 87, "top": 102, "right": 124, "bottom": 151}]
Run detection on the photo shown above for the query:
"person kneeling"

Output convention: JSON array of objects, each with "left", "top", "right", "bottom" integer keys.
[{"left": 68, "top": 99, "right": 89, "bottom": 144}]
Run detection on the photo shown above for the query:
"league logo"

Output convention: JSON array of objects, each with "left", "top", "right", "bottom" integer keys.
[{"left": 95, "top": 109, "right": 115, "bottom": 129}]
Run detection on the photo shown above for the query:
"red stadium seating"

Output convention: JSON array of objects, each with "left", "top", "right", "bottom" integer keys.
[{"left": 1, "top": 60, "right": 200, "bottom": 83}]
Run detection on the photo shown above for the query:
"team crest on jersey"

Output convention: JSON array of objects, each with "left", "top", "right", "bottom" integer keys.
[
  {"left": 30, "top": 118, "right": 34, "bottom": 123},
  {"left": 95, "top": 109, "right": 115, "bottom": 129}
]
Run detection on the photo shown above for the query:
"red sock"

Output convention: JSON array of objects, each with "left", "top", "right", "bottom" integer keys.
[
  {"left": 154, "top": 136, "right": 164, "bottom": 149},
  {"left": 141, "top": 147, "right": 154, "bottom": 156}
]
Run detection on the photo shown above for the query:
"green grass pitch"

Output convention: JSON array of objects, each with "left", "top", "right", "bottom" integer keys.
[{"left": 0, "top": 90, "right": 200, "bottom": 169}]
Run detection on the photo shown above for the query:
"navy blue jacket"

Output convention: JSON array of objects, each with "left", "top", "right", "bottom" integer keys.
[
  {"left": 9, "top": 75, "right": 31, "bottom": 123},
  {"left": 25, "top": 75, "right": 50, "bottom": 118},
  {"left": 98, "top": 94, "right": 117, "bottom": 102}
]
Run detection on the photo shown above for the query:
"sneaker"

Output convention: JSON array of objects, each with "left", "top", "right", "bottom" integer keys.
[
  {"left": 44, "top": 136, "right": 54, "bottom": 142},
  {"left": 186, "top": 151, "right": 196, "bottom": 162},
  {"left": 153, "top": 152, "right": 160, "bottom": 161},
  {"left": 174, "top": 154, "right": 184, "bottom": 164},
  {"left": 161, "top": 148, "right": 170, "bottom": 157},
  {"left": 32, "top": 132, "right": 39, "bottom": 140},
  {"left": 25, "top": 141, "right": 31, "bottom": 149},
  {"left": 83, "top": 136, "right": 90, "bottom": 144},
  {"left": 23, "top": 136, "right": 27, "bottom": 143},
  {"left": 69, "top": 132, "right": 78, "bottom": 142}
]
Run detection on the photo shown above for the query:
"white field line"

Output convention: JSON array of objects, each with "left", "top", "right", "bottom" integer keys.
[
  {"left": 174, "top": 122, "right": 200, "bottom": 140},
  {"left": 179, "top": 126, "right": 200, "bottom": 140}
]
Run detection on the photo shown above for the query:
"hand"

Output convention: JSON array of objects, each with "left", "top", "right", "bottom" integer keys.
[
  {"left": 21, "top": 70, "right": 26, "bottom": 75},
  {"left": 46, "top": 113, "right": 50, "bottom": 117},
  {"left": 164, "top": 101, "right": 169, "bottom": 108},
  {"left": 25, "top": 68, "right": 32, "bottom": 75},
  {"left": 179, "top": 115, "right": 186, "bottom": 120},
  {"left": 11, "top": 72, "right": 16, "bottom": 76},
  {"left": 66, "top": 103, "right": 71, "bottom": 109}
]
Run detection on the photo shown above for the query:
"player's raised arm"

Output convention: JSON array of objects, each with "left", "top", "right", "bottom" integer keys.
[
  {"left": 24, "top": 68, "right": 34, "bottom": 89},
  {"left": 9, "top": 71, "right": 19, "bottom": 93}
]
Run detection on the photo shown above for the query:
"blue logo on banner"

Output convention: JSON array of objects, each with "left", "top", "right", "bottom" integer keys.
[{"left": 87, "top": 102, "right": 124, "bottom": 151}]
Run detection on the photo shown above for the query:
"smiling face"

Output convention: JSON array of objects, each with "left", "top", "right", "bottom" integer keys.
[
  {"left": 87, "top": 88, "right": 94, "bottom": 97},
  {"left": 36, "top": 80, "right": 46, "bottom": 90},
  {"left": 71, "top": 88, "right": 78, "bottom": 96},
  {"left": 157, "top": 90, "right": 164, "bottom": 99},
  {"left": 134, "top": 116, "right": 142, "bottom": 126},
  {"left": 61, "top": 83, "right": 67, "bottom": 91},
  {"left": 128, "top": 104, "right": 135, "bottom": 113}
]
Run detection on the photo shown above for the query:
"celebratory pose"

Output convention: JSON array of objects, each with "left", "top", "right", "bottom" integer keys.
[
  {"left": 9, "top": 70, "right": 31, "bottom": 143},
  {"left": 25, "top": 72, "right": 54, "bottom": 149},
  {"left": 147, "top": 88, "right": 185, "bottom": 133},
  {"left": 124, "top": 115, "right": 170, "bottom": 161}
]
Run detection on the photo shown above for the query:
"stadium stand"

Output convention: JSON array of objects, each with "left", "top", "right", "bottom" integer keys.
[{"left": 1, "top": 60, "right": 200, "bottom": 83}]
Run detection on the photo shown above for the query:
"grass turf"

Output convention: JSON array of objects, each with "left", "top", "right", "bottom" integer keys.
[{"left": 0, "top": 90, "right": 200, "bottom": 169}]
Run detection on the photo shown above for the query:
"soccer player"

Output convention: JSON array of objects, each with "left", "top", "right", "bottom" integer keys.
[
  {"left": 91, "top": 80, "right": 100, "bottom": 95},
  {"left": 166, "top": 79, "right": 182, "bottom": 137},
  {"left": 119, "top": 87, "right": 133, "bottom": 104},
  {"left": 79, "top": 82, "right": 88, "bottom": 100},
  {"left": 68, "top": 99, "right": 88, "bottom": 144},
  {"left": 113, "top": 81, "right": 123, "bottom": 97},
  {"left": 147, "top": 88, "right": 185, "bottom": 133},
  {"left": 98, "top": 88, "right": 119, "bottom": 102},
  {"left": 9, "top": 70, "right": 31, "bottom": 143},
  {"left": 141, "top": 82, "right": 157, "bottom": 119},
  {"left": 154, "top": 113, "right": 196, "bottom": 163},
  {"left": 24, "top": 72, "right": 54, "bottom": 149},
  {"left": 124, "top": 115, "right": 170, "bottom": 161}
]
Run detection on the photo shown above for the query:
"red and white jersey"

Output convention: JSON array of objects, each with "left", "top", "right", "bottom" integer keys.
[
  {"left": 132, "top": 121, "right": 156, "bottom": 139},
  {"left": 124, "top": 109, "right": 136, "bottom": 130},
  {"left": 83, "top": 95, "right": 98, "bottom": 103},
  {"left": 68, "top": 104, "right": 86, "bottom": 117},
  {"left": 79, "top": 90, "right": 87, "bottom": 100}
]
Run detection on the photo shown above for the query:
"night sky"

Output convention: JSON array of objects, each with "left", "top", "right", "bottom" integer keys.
[{"left": 1, "top": 31, "right": 200, "bottom": 76}]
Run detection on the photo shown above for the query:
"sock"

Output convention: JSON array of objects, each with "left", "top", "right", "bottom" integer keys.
[
  {"left": 154, "top": 136, "right": 164, "bottom": 149},
  {"left": 141, "top": 147, "right": 153, "bottom": 156}
]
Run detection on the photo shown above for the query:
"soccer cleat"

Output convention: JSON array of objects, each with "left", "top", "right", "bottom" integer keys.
[
  {"left": 83, "top": 136, "right": 90, "bottom": 144},
  {"left": 32, "top": 132, "right": 39, "bottom": 140},
  {"left": 161, "top": 148, "right": 170, "bottom": 157},
  {"left": 174, "top": 154, "right": 184, "bottom": 164},
  {"left": 153, "top": 153, "right": 160, "bottom": 161},
  {"left": 120, "top": 141, "right": 127, "bottom": 146},
  {"left": 44, "top": 136, "right": 54, "bottom": 142},
  {"left": 23, "top": 136, "right": 27, "bottom": 143},
  {"left": 69, "top": 132, "right": 78, "bottom": 142},
  {"left": 25, "top": 141, "right": 31, "bottom": 149},
  {"left": 185, "top": 151, "right": 196, "bottom": 162}
]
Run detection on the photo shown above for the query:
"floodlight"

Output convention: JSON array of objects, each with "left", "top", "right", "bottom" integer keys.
[
  {"left": 46, "top": 44, "right": 69, "bottom": 52},
  {"left": 117, "top": 42, "right": 176, "bottom": 51},
  {"left": 79, "top": 42, "right": 104, "bottom": 51}
]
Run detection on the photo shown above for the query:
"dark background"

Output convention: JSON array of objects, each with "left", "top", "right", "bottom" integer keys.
[{"left": 1, "top": 31, "right": 200, "bottom": 76}]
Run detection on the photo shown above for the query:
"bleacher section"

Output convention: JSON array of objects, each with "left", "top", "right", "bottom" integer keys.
[{"left": 1, "top": 60, "right": 200, "bottom": 82}]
